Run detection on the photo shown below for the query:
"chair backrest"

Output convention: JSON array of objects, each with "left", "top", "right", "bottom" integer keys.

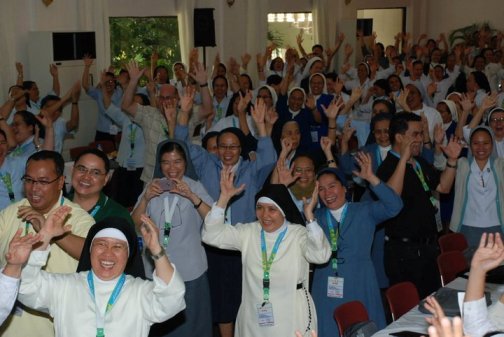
[
  {"left": 438, "top": 233, "right": 468, "bottom": 253},
  {"left": 385, "top": 281, "right": 420, "bottom": 321},
  {"left": 334, "top": 300, "right": 370, "bottom": 336},
  {"left": 437, "top": 251, "right": 468, "bottom": 286},
  {"left": 69, "top": 145, "right": 93, "bottom": 161},
  {"left": 89, "top": 140, "right": 115, "bottom": 154}
]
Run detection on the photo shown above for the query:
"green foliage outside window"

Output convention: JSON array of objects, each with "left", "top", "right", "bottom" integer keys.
[{"left": 109, "top": 16, "right": 181, "bottom": 82}]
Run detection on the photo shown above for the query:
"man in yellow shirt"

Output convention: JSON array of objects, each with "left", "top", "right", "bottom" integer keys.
[{"left": 0, "top": 150, "right": 94, "bottom": 336}]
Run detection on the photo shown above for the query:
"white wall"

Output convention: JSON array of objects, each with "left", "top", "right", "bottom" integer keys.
[{"left": 357, "top": 8, "right": 404, "bottom": 48}]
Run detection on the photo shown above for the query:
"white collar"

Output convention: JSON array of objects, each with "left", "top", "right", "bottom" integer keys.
[{"left": 329, "top": 202, "right": 347, "bottom": 222}]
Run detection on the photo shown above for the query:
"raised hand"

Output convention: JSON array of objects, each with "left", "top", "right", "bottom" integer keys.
[
  {"left": 83, "top": 54, "right": 93, "bottom": 67},
  {"left": 179, "top": 85, "right": 195, "bottom": 112},
  {"left": 433, "top": 123, "right": 445, "bottom": 145},
  {"left": 427, "top": 317, "right": 467, "bottom": 337},
  {"left": 218, "top": 168, "right": 246, "bottom": 207},
  {"left": 169, "top": 178, "right": 195, "bottom": 200},
  {"left": 251, "top": 98, "right": 266, "bottom": 126},
  {"left": 162, "top": 100, "right": 177, "bottom": 129},
  {"left": 399, "top": 134, "right": 414, "bottom": 160},
  {"left": 460, "top": 93, "right": 474, "bottom": 112},
  {"left": 237, "top": 90, "right": 252, "bottom": 114},
  {"left": 440, "top": 136, "right": 462, "bottom": 161},
  {"left": 5, "top": 229, "right": 42, "bottom": 266},
  {"left": 189, "top": 62, "right": 208, "bottom": 86},
  {"left": 126, "top": 60, "right": 146, "bottom": 83},
  {"left": 349, "top": 86, "right": 363, "bottom": 104},
  {"left": 305, "top": 94, "right": 316, "bottom": 110},
  {"left": 15, "top": 62, "right": 23, "bottom": 74},
  {"left": 241, "top": 53, "right": 251, "bottom": 68},
  {"left": 276, "top": 158, "right": 299, "bottom": 187},
  {"left": 424, "top": 295, "right": 447, "bottom": 333},
  {"left": 396, "top": 88, "right": 411, "bottom": 112},
  {"left": 481, "top": 92, "right": 497, "bottom": 111},
  {"left": 139, "top": 214, "right": 161, "bottom": 254},
  {"left": 353, "top": 152, "right": 379, "bottom": 185},
  {"left": 471, "top": 233, "right": 504, "bottom": 272},
  {"left": 322, "top": 97, "right": 344, "bottom": 120},
  {"left": 280, "top": 137, "right": 294, "bottom": 157},
  {"left": 342, "top": 118, "right": 356, "bottom": 143},
  {"left": 49, "top": 64, "right": 58, "bottom": 77},
  {"left": 303, "top": 181, "right": 319, "bottom": 221},
  {"left": 265, "top": 107, "right": 279, "bottom": 126},
  {"left": 320, "top": 136, "right": 334, "bottom": 154},
  {"left": 36, "top": 111, "right": 53, "bottom": 128},
  {"left": 38, "top": 206, "right": 72, "bottom": 245}
]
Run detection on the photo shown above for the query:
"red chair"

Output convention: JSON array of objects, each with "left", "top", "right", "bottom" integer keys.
[
  {"left": 437, "top": 251, "right": 468, "bottom": 286},
  {"left": 89, "top": 140, "right": 116, "bottom": 154},
  {"left": 438, "top": 233, "right": 468, "bottom": 253},
  {"left": 334, "top": 300, "right": 369, "bottom": 336},
  {"left": 385, "top": 282, "right": 420, "bottom": 321}
]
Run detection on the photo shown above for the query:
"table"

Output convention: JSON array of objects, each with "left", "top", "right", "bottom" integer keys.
[{"left": 372, "top": 278, "right": 504, "bottom": 337}]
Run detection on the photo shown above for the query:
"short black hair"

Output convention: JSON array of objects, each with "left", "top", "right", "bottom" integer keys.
[
  {"left": 266, "top": 74, "right": 282, "bottom": 86},
  {"left": 41, "top": 94, "right": 61, "bottom": 109},
  {"left": 212, "top": 75, "right": 228, "bottom": 90},
  {"left": 389, "top": 112, "right": 421, "bottom": 145},
  {"left": 158, "top": 141, "right": 187, "bottom": 165},
  {"left": 153, "top": 65, "right": 169, "bottom": 80},
  {"left": 22, "top": 81, "right": 37, "bottom": 91},
  {"left": 312, "top": 44, "right": 324, "bottom": 52},
  {"left": 27, "top": 150, "right": 65, "bottom": 177},
  {"left": 14, "top": 110, "right": 41, "bottom": 137},
  {"left": 325, "top": 72, "right": 338, "bottom": 82},
  {"left": 74, "top": 148, "right": 110, "bottom": 173}
]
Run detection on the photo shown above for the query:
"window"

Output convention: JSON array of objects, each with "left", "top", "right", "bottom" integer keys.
[
  {"left": 109, "top": 17, "right": 181, "bottom": 76},
  {"left": 267, "top": 12, "right": 313, "bottom": 59}
]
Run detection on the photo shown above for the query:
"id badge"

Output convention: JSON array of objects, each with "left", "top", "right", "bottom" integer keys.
[
  {"left": 126, "top": 158, "right": 136, "bottom": 171},
  {"left": 109, "top": 124, "right": 120, "bottom": 135},
  {"left": 256, "top": 302, "right": 274, "bottom": 327},
  {"left": 310, "top": 130, "right": 318, "bottom": 143},
  {"left": 327, "top": 276, "right": 344, "bottom": 298}
]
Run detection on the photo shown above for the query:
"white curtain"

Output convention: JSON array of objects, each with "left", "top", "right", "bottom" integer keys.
[
  {"left": 177, "top": 0, "right": 195, "bottom": 65},
  {"left": 77, "top": 0, "right": 110, "bottom": 72}
]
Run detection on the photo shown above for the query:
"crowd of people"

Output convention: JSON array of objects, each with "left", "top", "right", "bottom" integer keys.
[{"left": 0, "top": 23, "right": 504, "bottom": 337}]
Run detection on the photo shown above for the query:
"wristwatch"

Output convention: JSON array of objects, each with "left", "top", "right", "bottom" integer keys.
[{"left": 150, "top": 247, "right": 166, "bottom": 260}]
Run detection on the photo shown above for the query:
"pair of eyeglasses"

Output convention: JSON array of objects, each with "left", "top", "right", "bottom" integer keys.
[
  {"left": 218, "top": 144, "right": 241, "bottom": 151},
  {"left": 74, "top": 165, "right": 106, "bottom": 177},
  {"left": 490, "top": 117, "right": 504, "bottom": 123},
  {"left": 22, "top": 176, "right": 61, "bottom": 186}
]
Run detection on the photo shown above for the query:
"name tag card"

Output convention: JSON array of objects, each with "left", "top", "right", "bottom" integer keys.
[{"left": 327, "top": 276, "right": 344, "bottom": 298}]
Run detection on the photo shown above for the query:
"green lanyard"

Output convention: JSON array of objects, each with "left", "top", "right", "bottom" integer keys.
[
  {"left": 261, "top": 227, "right": 288, "bottom": 303},
  {"left": 0, "top": 172, "right": 15, "bottom": 203},
  {"left": 128, "top": 124, "right": 137, "bottom": 157},
  {"left": 412, "top": 160, "right": 437, "bottom": 208},
  {"left": 87, "top": 271, "right": 126, "bottom": 337},
  {"left": 162, "top": 196, "right": 178, "bottom": 248},
  {"left": 161, "top": 125, "right": 169, "bottom": 138},
  {"left": 325, "top": 204, "right": 348, "bottom": 274}
]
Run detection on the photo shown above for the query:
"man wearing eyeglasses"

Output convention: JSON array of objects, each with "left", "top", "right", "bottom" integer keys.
[
  {"left": 69, "top": 148, "right": 134, "bottom": 226},
  {"left": 121, "top": 60, "right": 212, "bottom": 184},
  {"left": 0, "top": 150, "right": 94, "bottom": 337}
]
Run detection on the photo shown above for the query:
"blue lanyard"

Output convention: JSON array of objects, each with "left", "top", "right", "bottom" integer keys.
[
  {"left": 325, "top": 204, "right": 348, "bottom": 273},
  {"left": 261, "top": 227, "right": 288, "bottom": 302},
  {"left": 87, "top": 271, "right": 126, "bottom": 337},
  {"left": 375, "top": 147, "right": 382, "bottom": 167}
]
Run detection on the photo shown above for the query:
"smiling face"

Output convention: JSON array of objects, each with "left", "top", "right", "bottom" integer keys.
[
  {"left": 160, "top": 150, "right": 186, "bottom": 180},
  {"left": 489, "top": 111, "right": 504, "bottom": 140},
  {"left": 437, "top": 102, "right": 453, "bottom": 124},
  {"left": 91, "top": 237, "right": 128, "bottom": 281},
  {"left": 292, "top": 156, "right": 315, "bottom": 189},
  {"left": 310, "top": 74, "right": 324, "bottom": 95},
  {"left": 373, "top": 119, "right": 391, "bottom": 147},
  {"left": 388, "top": 76, "right": 402, "bottom": 92},
  {"left": 397, "top": 121, "right": 423, "bottom": 157},
  {"left": 218, "top": 132, "right": 241, "bottom": 167},
  {"left": 72, "top": 154, "right": 109, "bottom": 199},
  {"left": 213, "top": 77, "right": 228, "bottom": 99},
  {"left": 24, "top": 159, "right": 64, "bottom": 214},
  {"left": 470, "top": 129, "right": 493, "bottom": 163},
  {"left": 281, "top": 121, "right": 301, "bottom": 150},
  {"left": 256, "top": 202, "right": 285, "bottom": 233},
  {"left": 288, "top": 89, "right": 304, "bottom": 111},
  {"left": 318, "top": 173, "right": 346, "bottom": 210},
  {"left": 12, "top": 113, "right": 34, "bottom": 145},
  {"left": 405, "top": 84, "right": 422, "bottom": 110}
]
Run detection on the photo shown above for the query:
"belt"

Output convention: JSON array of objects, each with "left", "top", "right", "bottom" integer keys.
[
  {"left": 296, "top": 283, "right": 303, "bottom": 290},
  {"left": 385, "top": 235, "right": 437, "bottom": 245}
]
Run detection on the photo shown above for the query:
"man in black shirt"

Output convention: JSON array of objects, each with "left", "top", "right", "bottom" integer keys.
[{"left": 377, "top": 112, "right": 461, "bottom": 297}]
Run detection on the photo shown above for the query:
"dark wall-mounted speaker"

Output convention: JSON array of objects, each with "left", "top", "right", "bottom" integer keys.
[
  {"left": 356, "top": 19, "right": 373, "bottom": 37},
  {"left": 52, "top": 32, "right": 96, "bottom": 61},
  {"left": 194, "top": 8, "right": 216, "bottom": 47}
]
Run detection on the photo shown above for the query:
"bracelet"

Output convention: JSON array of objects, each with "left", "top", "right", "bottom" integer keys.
[
  {"left": 150, "top": 246, "right": 166, "bottom": 260},
  {"left": 446, "top": 161, "right": 457, "bottom": 169},
  {"left": 200, "top": 83, "right": 208, "bottom": 87},
  {"left": 306, "top": 218, "right": 316, "bottom": 225},
  {"left": 328, "top": 126, "right": 337, "bottom": 130},
  {"left": 327, "top": 159, "right": 336, "bottom": 165},
  {"left": 194, "top": 198, "right": 203, "bottom": 209}
]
